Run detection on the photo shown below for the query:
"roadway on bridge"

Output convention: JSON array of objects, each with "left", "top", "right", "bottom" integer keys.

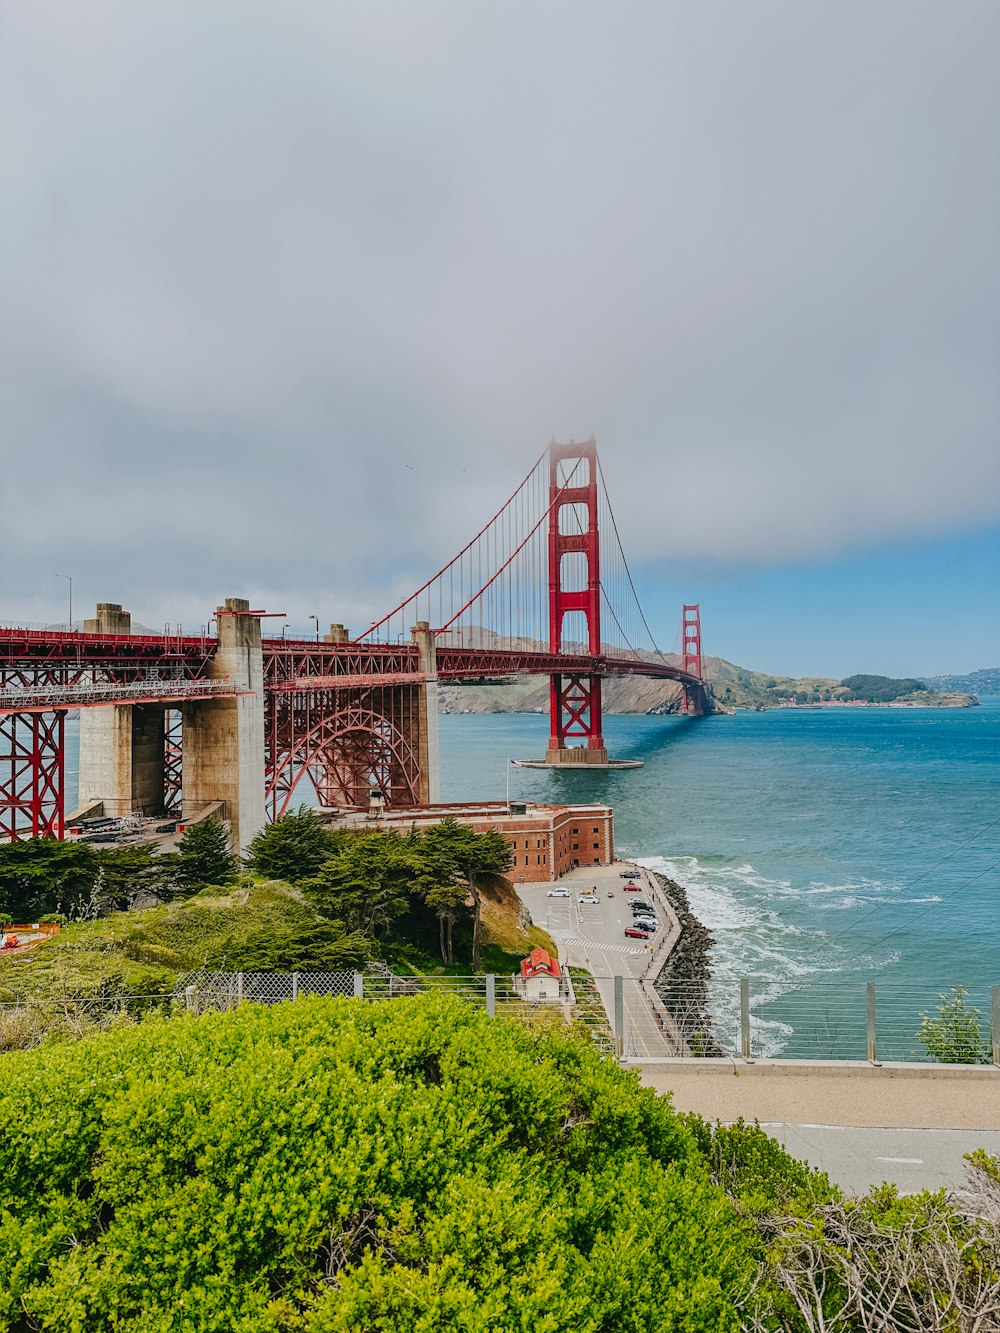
[{"left": 517, "top": 862, "right": 674, "bottom": 1058}]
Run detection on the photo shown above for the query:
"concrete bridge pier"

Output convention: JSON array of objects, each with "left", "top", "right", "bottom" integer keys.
[
  {"left": 182, "top": 597, "right": 265, "bottom": 854},
  {"left": 78, "top": 604, "right": 168, "bottom": 817},
  {"left": 411, "top": 621, "right": 440, "bottom": 804}
]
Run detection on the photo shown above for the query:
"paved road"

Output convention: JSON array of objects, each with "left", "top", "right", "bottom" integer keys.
[
  {"left": 517, "top": 862, "right": 675, "bottom": 1057},
  {"left": 757, "top": 1124, "right": 1000, "bottom": 1194}
]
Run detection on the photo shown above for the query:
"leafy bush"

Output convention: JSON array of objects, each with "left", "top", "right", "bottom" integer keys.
[
  {"left": 0, "top": 997, "right": 755, "bottom": 1331},
  {"left": 918, "top": 986, "right": 992, "bottom": 1064}
]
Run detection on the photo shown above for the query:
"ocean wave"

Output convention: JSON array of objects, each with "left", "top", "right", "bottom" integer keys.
[{"left": 636, "top": 852, "right": 900, "bottom": 1056}]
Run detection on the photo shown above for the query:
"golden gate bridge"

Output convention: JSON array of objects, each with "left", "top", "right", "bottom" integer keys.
[{"left": 0, "top": 440, "right": 710, "bottom": 846}]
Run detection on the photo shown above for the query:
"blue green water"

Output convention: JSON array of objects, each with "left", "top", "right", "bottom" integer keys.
[{"left": 440, "top": 701, "right": 1000, "bottom": 1056}]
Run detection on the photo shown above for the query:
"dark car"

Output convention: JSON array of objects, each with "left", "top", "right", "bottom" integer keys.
[
  {"left": 632, "top": 915, "right": 658, "bottom": 932},
  {"left": 619, "top": 870, "right": 640, "bottom": 879},
  {"left": 630, "top": 900, "right": 652, "bottom": 915}
]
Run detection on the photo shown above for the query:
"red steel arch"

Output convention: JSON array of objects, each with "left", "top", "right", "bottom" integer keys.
[{"left": 265, "top": 702, "right": 421, "bottom": 820}]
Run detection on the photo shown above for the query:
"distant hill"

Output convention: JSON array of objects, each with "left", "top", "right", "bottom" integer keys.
[
  {"left": 439, "top": 655, "right": 979, "bottom": 714},
  {"left": 921, "top": 668, "right": 999, "bottom": 696}
]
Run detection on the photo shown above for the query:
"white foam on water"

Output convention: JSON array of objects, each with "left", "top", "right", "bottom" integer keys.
[{"left": 636, "top": 852, "right": 896, "bottom": 1057}]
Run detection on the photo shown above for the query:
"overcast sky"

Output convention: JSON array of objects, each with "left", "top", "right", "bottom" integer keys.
[{"left": 2, "top": 2, "right": 998, "bottom": 676}]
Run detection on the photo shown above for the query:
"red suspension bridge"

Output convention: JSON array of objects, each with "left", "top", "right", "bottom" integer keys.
[{"left": 1, "top": 440, "right": 711, "bottom": 847}]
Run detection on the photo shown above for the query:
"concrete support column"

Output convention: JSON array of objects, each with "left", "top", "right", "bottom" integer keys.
[
  {"left": 411, "top": 621, "right": 440, "bottom": 805},
  {"left": 323, "top": 624, "right": 350, "bottom": 643},
  {"left": 78, "top": 704, "right": 167, "bottom": 817},
  {"left": 77, "top": 604, "right": 166, "bottom": 816},
  {"left": 183, "top": 597, "right": 265, "bottom": 853}
]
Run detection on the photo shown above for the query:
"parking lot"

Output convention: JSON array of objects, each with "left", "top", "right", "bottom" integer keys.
[{"left": 516, "top": 862, "right": 677, "bottom": 1057}]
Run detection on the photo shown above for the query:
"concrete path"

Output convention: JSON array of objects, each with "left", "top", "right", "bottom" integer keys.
[
  {"left": 634, "top": 1061, "right": 1000, "bottom": 1191},
  {"left": 756, "top": 1123, "right": 1000, "bottom": 1193},
  {"left": 634, "top": 1061, "right": 1000, "bottom": 1130}
]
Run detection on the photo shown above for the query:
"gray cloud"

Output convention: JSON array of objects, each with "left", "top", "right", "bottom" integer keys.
[{"left": 2, "top": 1, "right": 998, "bottom": 632}]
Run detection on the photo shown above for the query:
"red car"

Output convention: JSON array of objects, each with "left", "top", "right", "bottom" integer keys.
[
  {"left": 624, "top": 925, "right": 649, "bottom": 939},
  {"left": 623, "top": 880, "right": 641, "bottom": 891}
]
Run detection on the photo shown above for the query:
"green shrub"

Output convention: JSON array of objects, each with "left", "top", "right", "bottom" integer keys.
[
  {"left": 918, "top": 986, "right": 991, "bottom": 1064},
  {"left": 0, "top": 997, "right": 754, "bottom": 1331}
]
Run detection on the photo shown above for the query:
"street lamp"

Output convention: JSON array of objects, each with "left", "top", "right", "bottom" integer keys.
[
  {"left": 309, "top": 615, "right": 319, "bottom": 642},
  {"left": 55, "top": 574, "right": 72, "bottom": 631}
]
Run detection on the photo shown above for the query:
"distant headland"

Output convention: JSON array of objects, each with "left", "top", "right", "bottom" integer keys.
[{"left": 439, "top": 661, "right": 985, "bottom": 715}]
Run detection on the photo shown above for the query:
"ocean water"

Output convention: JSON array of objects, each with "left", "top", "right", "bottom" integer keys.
[
  {"left": 438, "top": 700, "right": 1000, "bottom": 1057},
  {"left": 61, "top": 700, "right": 999, "bottom": 1056}
]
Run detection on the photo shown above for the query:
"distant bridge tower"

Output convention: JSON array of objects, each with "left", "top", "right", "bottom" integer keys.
[
  {"left": 681, "top": 603, "right": 706, "bottom": 715},
  {"left": 545, "top": 439, "right": 609, "bottom": 765}
]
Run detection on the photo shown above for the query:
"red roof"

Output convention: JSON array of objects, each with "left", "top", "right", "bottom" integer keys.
[{"left": 520, "top": 947, "right": 560, "bottom": 980}]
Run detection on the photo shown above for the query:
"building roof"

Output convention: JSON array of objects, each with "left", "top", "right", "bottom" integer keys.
[{"left": 520, "top": 946, "right": 560, "bottom": 980}]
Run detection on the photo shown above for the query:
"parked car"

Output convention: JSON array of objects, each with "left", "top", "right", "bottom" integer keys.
[
  {"left": 630, "top": 900, "right": 652, "bottom": 915},
  {"left": 546, "top": 886, "right": 570, "bottom": 898},
  {"left": 619, "top": 869, "right": 640, "bottom": 879},
  {"left": 632, "top": 915, "right": 658, "bottom": 931},
  {"left": 578, "top": 893, "right": 600, "bottom": 905},
  {"left": 623, "top": 881, "right": 642, "bottom": 891},
  {"left": 624, "top": 926, "right": 649, "bottom": 939}
]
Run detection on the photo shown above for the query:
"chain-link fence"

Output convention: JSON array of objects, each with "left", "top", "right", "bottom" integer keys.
[{"left": 2, "top": 973, "right": 997, "bottom": 1066}]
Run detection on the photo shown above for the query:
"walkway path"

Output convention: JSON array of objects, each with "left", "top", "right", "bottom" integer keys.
[{"left": 636, "top": 1061, "right": 1000, "bottom": 1191}]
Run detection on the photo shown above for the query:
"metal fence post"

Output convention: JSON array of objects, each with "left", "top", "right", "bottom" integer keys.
[
  {"left": 992, "top": 986, "right": 1000, "bottom": 1067},
  {"left": 740, "top": 978, "right": 752, "bottom": 1061},
  {"left": 866, "top": 982, "right": 878, "bottom": 1063},
  {"left": 353, "top": 973, "right": 364, "bottom": 999},
  {"left": 292, "top": 972, "right": 299, "bottom": 1002},
  {"left": 485, "top": 973, "right": 496, "bottom": 1018},
  {"left": 613, "top": 975, "right": 624, "bottom": 1058},
  {"left": 236, "top": 972, "right": 244, "bottom": 1004}
]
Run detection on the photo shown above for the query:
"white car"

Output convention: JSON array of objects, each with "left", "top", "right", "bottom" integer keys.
[
  {"left": 578, "top": 893, "right": 600, "bottom": 905},
  {"left": 546, "top": 886, "right": 571, "bottom": 898}
]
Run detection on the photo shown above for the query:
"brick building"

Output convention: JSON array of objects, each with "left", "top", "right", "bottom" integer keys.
[{"left": 341, "top": 800, "right": 614, "bottom": 883}]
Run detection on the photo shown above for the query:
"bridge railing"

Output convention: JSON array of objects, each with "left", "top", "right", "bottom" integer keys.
[{"left": 0, "top": 677, "right": 238, "bottom": 714}]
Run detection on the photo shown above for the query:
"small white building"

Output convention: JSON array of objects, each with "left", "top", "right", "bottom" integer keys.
[{"left": 515, "top": 947, "right": 562, "bottom": 1002}]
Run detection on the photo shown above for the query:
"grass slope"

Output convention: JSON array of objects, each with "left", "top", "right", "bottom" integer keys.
[{"left": 0, "top": 876, "right": 556, "bottom": 1008}]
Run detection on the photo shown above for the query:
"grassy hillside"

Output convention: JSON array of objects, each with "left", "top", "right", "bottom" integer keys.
[
  {"left": 0, "top": 875, "right": 555, "bottom": 1013},
  {"left": 440, "top": 658, "right": 977, "bottom": 713}
]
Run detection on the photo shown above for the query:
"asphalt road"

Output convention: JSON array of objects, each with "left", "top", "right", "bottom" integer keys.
[{"left": 757, "top": 1123, "right": 1000, "bottom": 1194}]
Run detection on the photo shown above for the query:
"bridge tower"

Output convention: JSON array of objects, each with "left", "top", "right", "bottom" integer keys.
[
  {"left": 545, "top": 439, "right": 609, "bottom": 765},
  {"left": 681, "top": 603, "right": 706, "bottom": 715}
]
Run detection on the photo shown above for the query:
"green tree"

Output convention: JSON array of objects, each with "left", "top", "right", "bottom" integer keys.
[
  {"left": 304, "top": 832, "right": 414, "bottom": 939},
  {"left": 0, "top": 838, "right": 98, "bottom": 920},
  {"left": 244, "top": 806, "right": 343, "bottom": 881},
  {"left": 175, "top": 819, "right": 237, "bottom": 893},
  {"left": 92, "top": 844, "right": 179, "bottom": 911},
  {"left": 918, "top": 986, "right": 991, "bottom": 1064},
  {"left": 416, "top": 819, "right": 512, "bottom": 969}
]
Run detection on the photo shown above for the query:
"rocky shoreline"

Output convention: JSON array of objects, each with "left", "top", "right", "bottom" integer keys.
[{"left": 649, "top": 871, "right": 724, "bottom": 1057}]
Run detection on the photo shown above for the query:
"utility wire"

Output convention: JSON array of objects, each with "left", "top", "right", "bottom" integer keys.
[
  {"left": 825, "top": 812, "right": 1000, "bottom": 946},
  {"left": 842, "top": 858, "right": 999, "bottom": 966}
]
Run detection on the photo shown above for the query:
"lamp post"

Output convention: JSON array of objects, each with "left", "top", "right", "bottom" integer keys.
[
  {"left": 309, "top": 615, "right": 319, "bottom": 642},
  {"left": 55, "top": 574, "right": 72, "bottom": 631}
]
